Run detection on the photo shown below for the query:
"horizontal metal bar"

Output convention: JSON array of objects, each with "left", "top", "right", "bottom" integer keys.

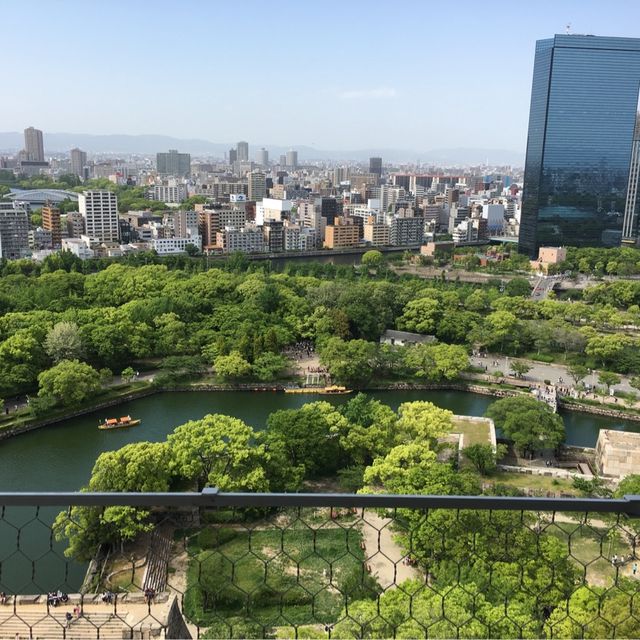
[{"left": 0, "top": 491, "right": 637, "bottom": 515}]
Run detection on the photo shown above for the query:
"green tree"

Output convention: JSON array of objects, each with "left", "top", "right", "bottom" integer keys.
[
  {"left": 397, "top": 296, "right": 441, "bottom": 334},
  {"left": 463, "top": 443, "right": 507, "bottom": 475},
  {"left": 44, "top": 321, "right": 85, "bottom": 363},
  {"left": 597, "top": 370, "right": 621, "bottom": 389},
  {"left": 585, "top": 333, "right": 633, "bottom": 368},
  {"left": 251, "top": 352, "right": 287, "bottom": 381},
  {"left": 568, "top": 363, "right": 589, "bottom": 386},
  {"left": 265, "top": 401, "right": 348, "bottom": 477},
  {"left": 337, "top": 393, "right": 397, "bottom": 465},
  {"left": 214, "top": 351, "right": 251, "bottom": 381},
  {"left": 53, "top": 442, "right": 174, "bottom": 561},
  {"left": 37, "top": 359, "right": 100, "bottom": 406},
  {"left": 485, "top": 396, "right": 565, "bottom": 456},
  {"left": 361, "top": 250, "right": 383, "bottom": 270},
  {"left": 120, "top": 366, "right": 136, "bottom": 383},
  {"left": 505, "top": 277, "right": 532, "bottom": 297},
  {"left": 404, "top": 343, "right": 469, "bottom": 381},
  {"left": 168, "top": 414, "right": 268, "bottom": 490},
  {"left": 319, "top": 337, "right": 377, "bottom": 386},
  {"left": 509, "top": 361, "right": 531, "bottom": 378}
]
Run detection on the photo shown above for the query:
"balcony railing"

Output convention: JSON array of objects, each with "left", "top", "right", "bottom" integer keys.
[{"left": 0, "top": 491, "right": 639, "bottom": 639}]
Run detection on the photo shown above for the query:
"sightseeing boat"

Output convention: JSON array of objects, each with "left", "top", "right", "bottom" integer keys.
[{"left": 98, "top": 415, "right": 141, "bottom": 430}]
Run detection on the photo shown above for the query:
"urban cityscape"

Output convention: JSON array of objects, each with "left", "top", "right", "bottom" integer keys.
[{"left": 2, "top": 1, "right": 640, "bottom": 639}]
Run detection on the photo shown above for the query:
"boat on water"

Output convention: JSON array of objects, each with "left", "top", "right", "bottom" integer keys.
[
  {"left": 98, "top": 415, "right": 141, "bottom": 430},
  {"left": 284, "top": 385, "right": 352, "bottom": 395}
]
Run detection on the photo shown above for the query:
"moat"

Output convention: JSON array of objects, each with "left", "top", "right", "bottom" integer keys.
[{"left": 0, "top": 389, "right": 638, "bottom": 593}]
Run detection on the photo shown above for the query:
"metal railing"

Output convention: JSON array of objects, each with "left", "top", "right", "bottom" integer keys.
[{"left": 0, "top": 492, "right": 639, "bottom": 639}]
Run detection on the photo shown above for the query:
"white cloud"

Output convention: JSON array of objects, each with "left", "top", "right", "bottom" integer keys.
[{"left": 339, "top": 87, "right": 397, "bottom": 100}]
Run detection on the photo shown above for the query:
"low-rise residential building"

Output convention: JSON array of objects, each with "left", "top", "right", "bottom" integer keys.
[
  {"left": 363, "top": 216, "right": 390, "bottom": 246},
  {"left": 216, "top": 226, "right": 265, "bottom": 253},
  {"left": 152, "top": 235, "right": 202, "bottom": 254},
  {"left": 61, "top": 237, "right": 94, "bottom": 259},
  {"left": 149, "top": 184, "right": 187, "bottom": 203},
  {"left": 28, "top": 227, "right": 53, "bottom": 250},
  {"left": 324, "top": 216, "right": 360, "bottom": 249}
]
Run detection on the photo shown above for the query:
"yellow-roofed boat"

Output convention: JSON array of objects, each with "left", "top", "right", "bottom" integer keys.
[{"left": 98, "top": 415, "right": 141, "bottom": 430}]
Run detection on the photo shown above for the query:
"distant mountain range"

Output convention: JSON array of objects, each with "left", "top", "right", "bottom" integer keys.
[{"left": 0, "top": 132, "right": 524, "bottom": 166}]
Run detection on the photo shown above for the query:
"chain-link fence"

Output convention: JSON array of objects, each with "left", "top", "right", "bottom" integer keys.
[{"left": 0, "top": 492, "right": 639, "bottom": 639}]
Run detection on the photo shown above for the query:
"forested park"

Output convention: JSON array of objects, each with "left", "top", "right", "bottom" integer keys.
[{"left": 2, "top": 249, "right": 640, "bottom": 637}]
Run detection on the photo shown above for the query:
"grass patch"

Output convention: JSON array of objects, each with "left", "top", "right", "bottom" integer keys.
[
  {"left": 184, "top": 515, "right": 372, "bottom": 630},
  {"left": 545, "top": 521, "right": 632, "bottom": 586},
  {"left": 488, "top": 472, "right": 580, "bottom": 496},
  {"left": 451, "top": 416, "right": 492, "bottom": 447}
]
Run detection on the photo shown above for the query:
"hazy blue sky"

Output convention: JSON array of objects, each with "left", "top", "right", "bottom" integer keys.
[{"left": 3, "top": 0, "right": 640, "bottom": 152}]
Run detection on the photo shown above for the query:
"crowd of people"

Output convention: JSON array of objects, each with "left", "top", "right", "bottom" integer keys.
[
  {"left": 283, "top": 340, "right": 314, "bottom": 360},
  {"left": 46, "top": 591, "right": 69, "bottom": 607}
]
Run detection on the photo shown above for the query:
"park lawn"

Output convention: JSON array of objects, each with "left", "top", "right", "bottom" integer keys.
[
  {"left": 451, "top": 416, "right": 492, "bottom": 447},
  {"left": 488, "top": 472, "right": 580, "bottom": 496},
  {"left": 545, "top": 521, "right": 631, "bottom": 587},
  {"left": 184, "top": 520, "right": 366, "bottom": 630}
]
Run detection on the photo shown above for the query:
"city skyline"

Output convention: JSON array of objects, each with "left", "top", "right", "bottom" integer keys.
[{"left": 3, "top": 0, "right": 640, "bottom": 153}]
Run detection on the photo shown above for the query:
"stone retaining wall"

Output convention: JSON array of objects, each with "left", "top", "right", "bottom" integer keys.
[{"left": 558, "top": 400, "right": 640, "bottom": 423}]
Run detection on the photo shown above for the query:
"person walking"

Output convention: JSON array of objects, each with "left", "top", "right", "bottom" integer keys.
[{"left": 633, "top": 561, "right": 638, "bottom": 576}]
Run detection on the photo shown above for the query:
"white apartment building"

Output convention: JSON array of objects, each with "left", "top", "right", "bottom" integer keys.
[
  {"left": 150, "top": 184, "right": 187, "bottom": 204},
  {"left": 352, "top": 198, "right": 382, "bottom": 224},
  {"left": 284, "top": 224, "right": 317, "bottom": 251},
  {"left": 62, "top": 237, "right": 94, "bottom": 260},
  {"left": 297, "top": 202, "right": 321, "bottom": 230},
  {"left": 216, "top": 226, "right": 264, "bottom": 253},
  {"left": 79, "top": 191, "right": 119, "bottom": 243},
  {"left": 255, "top": 198, "right": 292, "bottom": 225},
  {"left": 152, "top": 235, "right": 202, "bottom": 255}
]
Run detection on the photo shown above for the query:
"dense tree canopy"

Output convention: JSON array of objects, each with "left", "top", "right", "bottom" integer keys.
[{"left": 485, "top": 395, "right": 565, "bottom": 456}]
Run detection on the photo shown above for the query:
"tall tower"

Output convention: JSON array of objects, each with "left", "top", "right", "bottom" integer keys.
[
  {"left": 520, "top": 35, "right": 640, "bottom": 255},
  {"left": 70, "top": 148, "right": 87, "bottom": 178},
  {"left": 369, "top": 157, "right": 382, "bottom": 177},
  {"left": 24, "top": 127, "right": 44, "bottom": 162},
  {"left": 236, "top": 141, "right": 249, "bottom": 162},
  {"left": 622, "top": 114, "right": 640, "bottom": 244},
  {"left": 258, "top": 148, "right": 269, "bottom": 167},
  {"left": 286, "top": 150, "right": 298, "bottom": 168},
  {"left": 79, "top": 191, "right": 119, "bottom": 243},
  {"left": 248, "top": 170, "right": 267, "bottom": 202}
]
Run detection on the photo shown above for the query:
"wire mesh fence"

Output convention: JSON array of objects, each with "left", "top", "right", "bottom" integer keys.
[{"left": 0, "top": 492, "right": 639, "bottom": 639}]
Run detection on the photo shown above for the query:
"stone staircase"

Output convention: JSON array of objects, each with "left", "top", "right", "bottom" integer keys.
[
  {"left": 0, "top": 611, "right": 127, "bottom": 639},
  {"left": 142, "top": 530, "right": 173, "bottom": 593}
]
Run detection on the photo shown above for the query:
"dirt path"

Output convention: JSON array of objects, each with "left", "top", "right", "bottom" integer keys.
[{"left": 360, "top": 512, "right": 419, "bottom": 589}]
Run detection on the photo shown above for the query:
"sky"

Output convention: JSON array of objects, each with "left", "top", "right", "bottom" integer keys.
[{"left": 3, "top": 0, "right": 640, "bottom": 153}]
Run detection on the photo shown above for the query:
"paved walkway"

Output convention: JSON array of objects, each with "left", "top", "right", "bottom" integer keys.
[
  {"left": 472, "top": 353, "right": 637, "bottom": 398},
  {"left": 360, "top": 512, "right": 419, "bottom": 589}
]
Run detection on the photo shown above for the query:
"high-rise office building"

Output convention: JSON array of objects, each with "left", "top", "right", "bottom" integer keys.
[
  {"left": 369, "top": 157, "right": 382, "bottom": 177},
  {"left": 248, "top": 170, "right": 267, "bottom": 201},
  {"left": 156, "top": 149, "right": 191, "bottom": 177},
  {"left": 79, "top": 190, "right": 119, "bottom": 243},
  {"left": 237, "top": 141, "right": 249, "bottom": 162},
  {"left": 258, "top": 148, "right": 269, "bottom": 167},
  {"left": 229, "top": 148, "right": 238, "bottom": 164},
  {"left": 42, "top": 205, "right": 62, "bottom": 248},
  {"left": 520, "top": 35, "right": 640, "bottom": 254},
  {"left": 70, "top": 148, "right": 87, "bottom": 178},
  {"left": 286, "top": 150, "right": 298, "bottom": 168},
  {"left": 623, "top": 114, "right": 640, "bottom": 244},
  {"left": 24, "top": 127, "right": 44, "bottom": 162}
]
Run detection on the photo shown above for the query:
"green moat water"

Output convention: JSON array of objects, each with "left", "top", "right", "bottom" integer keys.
[{"left": 0, "top": 389, "right": 637, "bottom": 593}]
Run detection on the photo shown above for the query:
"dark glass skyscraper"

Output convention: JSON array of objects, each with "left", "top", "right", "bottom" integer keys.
[{"left": 520, "top": 35, "right": 640, "bottom": 256}]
